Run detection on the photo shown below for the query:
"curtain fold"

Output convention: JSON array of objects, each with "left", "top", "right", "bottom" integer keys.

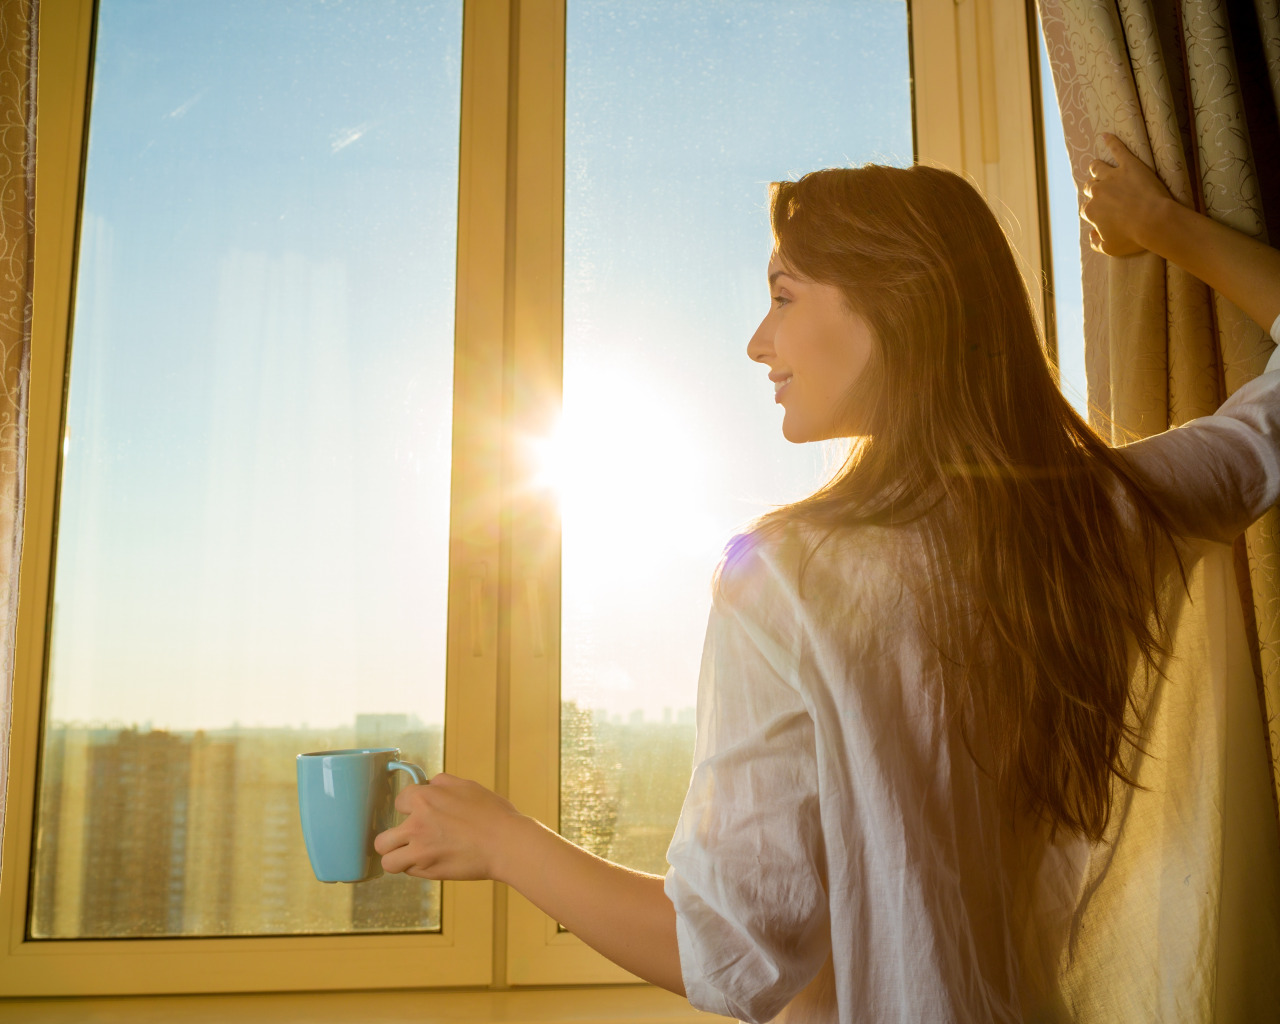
[
  {"left": 0, "top": 0, "right": 36, "bottom": 877},
  {"left": 1039, "top": 0, "right": 1280, "bottom": 1018}
]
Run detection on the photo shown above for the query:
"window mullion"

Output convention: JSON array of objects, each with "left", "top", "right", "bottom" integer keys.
[{"left": 501, "top": 0, "right": 630, "bottom": 987}]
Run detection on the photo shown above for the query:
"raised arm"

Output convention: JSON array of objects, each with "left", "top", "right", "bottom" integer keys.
[
  {"left": 1081, "top": 133, "right": 1280, "bottom": 334},
  {"left": 1083, "top": 134, "right": 1280, "bottom": 541}
]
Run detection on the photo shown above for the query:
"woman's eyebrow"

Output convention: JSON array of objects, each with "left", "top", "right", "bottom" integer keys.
[{"left": 768, "top": 270, "right": 795, "bottom": 286}]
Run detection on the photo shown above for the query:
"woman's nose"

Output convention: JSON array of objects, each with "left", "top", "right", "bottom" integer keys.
[{"left": 747, "top": 315, "right": 772, "bottom": 364}]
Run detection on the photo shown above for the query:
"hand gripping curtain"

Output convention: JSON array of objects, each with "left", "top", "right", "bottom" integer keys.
[
  {"left": 0, "top": 0, "right": 35, "bottom": 882},
  {"left": 1038, "top": 0, "right": 1280, "bottom": 1019}
]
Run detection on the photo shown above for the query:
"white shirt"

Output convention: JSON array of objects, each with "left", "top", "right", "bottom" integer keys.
[{"left": 665, "top": 316, "right": 1280, "bottom": 1023}]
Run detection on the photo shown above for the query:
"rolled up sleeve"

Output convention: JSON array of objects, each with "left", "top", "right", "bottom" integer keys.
[
  {"left": 1118, "top": 317, "right": 1280, "bottom": 544},
  {"left": 665, "top": 547, "right": 829, "bottom": 1023}
]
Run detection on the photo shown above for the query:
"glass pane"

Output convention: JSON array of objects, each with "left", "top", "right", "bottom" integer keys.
[
  {"left": 30, "top": 0, "right": 461, "bottom": 938},
  {"left": 559, "top": 1, "right": 913, "bottom": 873},
  {"left": 1037, "top": 19, "right": 1088, "bottom": 416}
]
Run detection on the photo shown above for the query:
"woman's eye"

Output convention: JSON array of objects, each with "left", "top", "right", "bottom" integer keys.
[{"left": 772, "top": 295, "right": 789, "bottom": 307}]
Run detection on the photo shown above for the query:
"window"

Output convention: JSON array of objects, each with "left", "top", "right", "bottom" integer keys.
[
  {"left": 1035, "top": 12, "right": 1089, "bottom": 416},
  {"left": 1, "top": 0, "right": 1049, "bottom": 998},
  {"left": 31, "top": 0, "right": 460, "bottom": 943}
]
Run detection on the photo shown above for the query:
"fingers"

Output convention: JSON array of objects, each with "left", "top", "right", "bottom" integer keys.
[
  {"left": 373, "top": 823, "right": 408, "bottom": 856},
  {"left": 1088, "top": 131, "right": 1139, "bottom": 179},
  {"left": 381, "top": 843, "right": 432, "bottom": 877},
  {"left": 1084, "top": 157, "right": 1111, "bottom": 200},
  {"left": 395, "top": 783, "right": 422, "bottom": 814},
  {"left": 377, "top": 773, "right": 465, "bottom": 877},
  {"left": 1100, "top": 131, "right": 1139, "bottom": 167},
  {"left": 375, "top": 814, "right": 437, "bottom": 876}
]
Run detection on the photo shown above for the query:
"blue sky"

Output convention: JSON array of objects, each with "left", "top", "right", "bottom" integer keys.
[{"left": 50, "top": 0, "right": 462, "bottom": 729}]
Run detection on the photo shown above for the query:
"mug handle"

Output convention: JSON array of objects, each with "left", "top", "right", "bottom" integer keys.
[{"left": 387, "top": 760, "right": 429, "bottom": 786}]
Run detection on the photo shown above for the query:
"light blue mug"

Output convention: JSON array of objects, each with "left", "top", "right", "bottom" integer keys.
[{"left": 296, "top": 747, "right": 428, "bottom": 883}]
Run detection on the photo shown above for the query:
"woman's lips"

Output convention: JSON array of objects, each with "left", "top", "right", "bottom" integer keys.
[{"left": 773, "top": 376, "right": 792, "bottom": 403}]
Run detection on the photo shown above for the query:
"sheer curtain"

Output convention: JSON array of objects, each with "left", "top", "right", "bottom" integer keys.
[
  {"left": 1039, "top": 0, "right": 1280, "bottom": 1017},
  {"left": 0, "top": 0, "right": 36, "bottom": 880}
]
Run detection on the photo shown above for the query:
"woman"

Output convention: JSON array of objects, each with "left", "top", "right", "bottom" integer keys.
[{"left": 374, "top": 136, "right": 1280, "bottom": 1021}]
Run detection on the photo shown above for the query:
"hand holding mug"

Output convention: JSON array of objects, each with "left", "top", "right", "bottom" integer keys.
[{"left": 375, "top": 772, "right": 525, "bottom": 883}]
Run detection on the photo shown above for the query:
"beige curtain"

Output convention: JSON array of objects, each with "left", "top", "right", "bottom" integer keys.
[
  {"left": 1038, "top": 0, "right": 1280, "bottom": 1018},
  {"left": 0, "top": 0, "right": 36, "bottom": 873}
]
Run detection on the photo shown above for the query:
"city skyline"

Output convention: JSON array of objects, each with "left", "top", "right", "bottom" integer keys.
[
  {"left": 33, "top": 714, "right": 445, "bottom": 939},
  {"left": 31, "top": 706, "right": 695, "bottom": 939}
]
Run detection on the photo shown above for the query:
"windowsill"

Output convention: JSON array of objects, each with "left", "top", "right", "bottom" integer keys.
[{"left": 0, "top": 984, "right": 730, "bottom": 1023}]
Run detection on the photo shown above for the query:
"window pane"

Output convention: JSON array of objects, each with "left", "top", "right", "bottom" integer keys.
[
  {"left": 560, "top": 1, "right": 913, "bottom": 873},
  {"left": 1037, "top": 19, "right": 1088, "bottom": 416},
  {"left": 30, "top": 0, "right": 461, "bottom": 938}
]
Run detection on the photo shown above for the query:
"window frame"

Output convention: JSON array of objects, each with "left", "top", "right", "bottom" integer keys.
[
  {"left": 0, "top": 0, "right": 1051, "bottom": 998},
  {"left": 0, "top": 0, "right": 503, "bottom": 994}
]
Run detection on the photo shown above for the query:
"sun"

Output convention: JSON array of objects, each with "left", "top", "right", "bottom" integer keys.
[{"left": 525, "top": 361, "right": 724, "bottom": 577}]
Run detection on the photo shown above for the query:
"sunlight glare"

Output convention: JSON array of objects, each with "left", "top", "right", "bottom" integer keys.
[{"left": 528, "top": 361, "right": 725, "bottom": 581}]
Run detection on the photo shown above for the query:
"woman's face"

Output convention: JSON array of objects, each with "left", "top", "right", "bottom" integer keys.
[{"left": 747, "top": 255, "right": 876, "bottom": 442}]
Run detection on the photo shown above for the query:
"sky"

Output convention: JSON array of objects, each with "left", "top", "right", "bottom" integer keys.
[
  {"left": 558, "top": 1, "right": 911, "bottom": 722},
  {"left": 45, "top": 0, "right": 1085, "bottom": 733},
  {"left": 50, "top": 0, "right": 462, "bottom": 729}
]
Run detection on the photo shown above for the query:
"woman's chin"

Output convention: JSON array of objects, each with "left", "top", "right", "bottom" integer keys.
[{"left": 780, "top": 417, "right": 811, "bottom": 444}]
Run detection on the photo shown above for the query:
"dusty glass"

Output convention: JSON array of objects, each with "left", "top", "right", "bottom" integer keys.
[{"left": 30, "top": 0, "right": 461, "bottom": 938}]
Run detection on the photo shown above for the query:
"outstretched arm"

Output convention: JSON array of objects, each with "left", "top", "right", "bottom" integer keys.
[
  {"left": 1081, "top": 133, "right": 1280, "bottom": 335},
  {"left": 1090, "top": 133, "right": 1280, "bottom": 538},
  {"left": 373, "top": 773, "right": 685, "bottom": 995}
]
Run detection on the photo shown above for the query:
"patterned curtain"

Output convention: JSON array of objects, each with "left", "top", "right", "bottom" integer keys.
[
  {"left": 1039, "top": 0, "right": 1280, "bottom": 1018},
  {"left": 0, "top": 0, "right": 36, "bottom": 872}
]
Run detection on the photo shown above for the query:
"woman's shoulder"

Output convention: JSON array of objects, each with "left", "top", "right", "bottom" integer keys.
[
  {"left": 715, "top": 518, "right": 923, "bottom": 624},
  {"left": 713, "top": 524, "right": 806, "bottom": 618}
]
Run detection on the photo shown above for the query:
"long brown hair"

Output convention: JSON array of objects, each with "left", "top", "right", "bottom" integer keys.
[{"left": 749, "top": 165, "right": 1173, "bottom": 841}]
